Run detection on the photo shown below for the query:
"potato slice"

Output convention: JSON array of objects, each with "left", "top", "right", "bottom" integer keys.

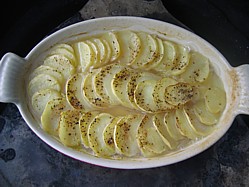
[
  {"left": 116, "top": 30, "right": 141, "bottom": 64},
  {"left": 175, "top": 107, "right": 199, "bottom": 140},
  {"left": 79, "top": 111, "right": 99, "bottom": 148},
  {"left": 58, "top": 110, "right": 83, "bottom": 147},
  {"left": 164, "top": 110, "right": 186, "bottom": 140},
  {"left": 153, "top": 40, "right": 176, "bottom": 72},
  {"left": 194, "top": 100, "right": 219, "bottom": 125},
  {"left": 85, "top": 40, "right": 100, "bottom": 67},
  {"left": 137, "top": 115, "right": 168, "bottom": 157},
  {"left": 44, "top": 54, "right": 75, "bottom": 79},
  {"left": 152, "top": 113, "right": 177, "bottom": 149},
  {"left": 88, "top": 113, "right": 114, "bottom": 157},
  {"left": 82, "top": 69, "right": 108, "bottom": 108},
  {"left": 41, "top": 97, "right": 71, "bottom": 136},
  {"left": 181, "top": 52, "right": 210, "bottom": 83},
  {"left": 134, "top": 80, "right": 159, "bottom": 113},
  {"left": 32, "top": 89, "right": 61, "bottom": 117},
  {"left": 204, "top": 87, "right": 226, "bottom": 113},
  {"left": 102, "top": 39, "right": 111, "bottom": 64},
  {"left": 51, "top": 43, "right": 74, "bottom": 53},
  {"left": 49, "top": 45, "right": 76, "bottom": 66},
  {"left": 73, "top": 41, "right": 95, "bottom": 71},
  {"left": 112, "top": 67, "right": 136, "bottom": 108},
  {"left": 131, "top": 32, "right": 158, "bottom": 68},
  {"left": 94, "top": 63, "right": 123, "bottom": 104},
  {"left": 128, "top": 72, "right": 160, "bottom": 109},
  {"left": 114, "top": 114, "right": 144, "bottom": 157},
  {"left": 165, "top": 82, "right": 194, "bottom": 106},
  {"left": 103, "top": 117, "right": 122, "bottom": 154},
  {"left": 170, "top": 46, "right": 190, "bottom": 75},
  {"left": 28, "top": 74, "right": 61, "bottom": 97},
  {"left": 66, "top": 73, "right": 92, "bottom": 110},
  {"left": 153, "top": 77, "right": 178, "bottom": 110},
  {"left": 30, "top": 65, "right": 64, "bottom": 85},
  {"left": 101, "top": 32, "right": 120, "bottom": 62},
  {"left": 92, "top": 38, "right": 108, "bottom": 66}
]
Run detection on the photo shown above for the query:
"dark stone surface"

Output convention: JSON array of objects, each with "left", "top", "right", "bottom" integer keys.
[{"left": 0, "top": 0, "right": 249, "bottom": 186}]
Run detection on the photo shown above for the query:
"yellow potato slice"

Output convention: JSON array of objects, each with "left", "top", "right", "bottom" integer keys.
[
  {"left": 153, "top": 77, "right": 178, "bottom": 110},
  {"left": 44, "top": 54, "right": 75, "bottom": 79},
  {"left": 49, "top": 45, "right": 76, "bottom": 66},
  {"left": 58, "top": 109, "right": 83, "bottom": 147},
  {"left": 103, "top": 117, "right": 122, "bottom": 155},
  {"left": 137, "top": 115, "right": 168, "bottom": 157},
  {"left": 152, "top": 113, "right": 177, "bottom": 149},
  {"left": 32, "top": 89, "right": 61, "bottom": 117},
  {"left": 194, "top": 100, "right": 219, "bottom": 125},
  {"left": 112, "top": 67, "right": 136, "bottom": 108},
  {"left": 164, "top": 110, "right": 186, "bottom": 140},
  {"left": 165, "top": 82, "right": 194, "bottom": 106},
  {"left": 85, "top": 40, "right": 100, "bottom": 67},
  {"left": 50, "top": 43, "right": 74, "bottom": 53},
  {"left": 82, "top": 69, "right": 108, "bottom": 108},
  {"left": 170, "top": 46, "right": 190, "bottom": 75},
  {"left": 88, "top": 113, "right": 114, "bottom": 157},
  {"left": 134, "top": 80, "right": 159, "bottom": 113},
  {"left": 128, "top": 72, "right": 160, "bottom": 109},
  {"left": 114, "top": 114, "right": 144, "bottom": 157},
  {"left": 94, "top": 63, "right": 123, "bottom": 104},
  {"left": 41, "top": 97, "right": 71, "bottom": 136},
  {"left": 28, "top": 74, "right": 61, "bottom": 97},
  {"left": 73, "top": 41, "right": 95, "bottom": 71},
  {"left": 66, "top": 73, "right": 92, "bottom": 110},
  {"left": 92, "top": 38, "right": 108, "bottom": 66},
  {"left": 116, "top": 30, "right": 141, "bottom": 64},
  {"left": 79, "top": 111, "right": 99, "bottom": 148},
  {"left": 180, "top": 51, "right": 210, "bottom": 83},
  {"left": 101, "top": 32, "right": 120, "bottom": 62},
  {"left": 175, "top": 107, "right": 199, "bottom": 140},
  {"left": 204, "top": 87, "right": 226, "bottom": 113},
  {"left": 30, "top": 65, "right": 64, "bottom": 85},
  {"left": 102, "top": 39, "right": 112, "bottom": 64},
  {"left": 153, "top": 40, "right": 176, "bottom": 72},
  {"left": 131, "top": 32, "right": 158, "bottom": 68}
]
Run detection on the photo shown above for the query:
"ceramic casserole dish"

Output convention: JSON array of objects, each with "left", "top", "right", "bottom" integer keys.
[{"left": 0, "top": 16, "right": 249, "bottom": 169}]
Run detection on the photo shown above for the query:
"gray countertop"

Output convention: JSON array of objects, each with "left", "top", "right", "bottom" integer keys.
[{"left": 0, "top": 0, "right": 249, "bottom": 186}]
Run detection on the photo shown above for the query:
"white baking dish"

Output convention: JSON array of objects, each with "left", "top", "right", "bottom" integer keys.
[{"left": 0, "top": 16, "right": 248, "bottom": 169}]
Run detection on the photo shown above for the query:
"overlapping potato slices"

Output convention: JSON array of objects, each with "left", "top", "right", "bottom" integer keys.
[{"left": 28, "top": 29, "right": 227, "bottom": 159}]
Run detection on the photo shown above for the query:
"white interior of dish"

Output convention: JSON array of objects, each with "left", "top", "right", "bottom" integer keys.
[{"left": 18, "top": 17, "right": 238, "bottom": 169}]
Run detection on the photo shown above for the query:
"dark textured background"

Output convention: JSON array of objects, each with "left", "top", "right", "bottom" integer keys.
[{"left": 0, "top": 0, "right": 249, "bottom": 186}]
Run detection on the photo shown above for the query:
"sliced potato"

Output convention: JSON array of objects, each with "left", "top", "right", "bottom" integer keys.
[
  {"left": 137, "top": 115, "right": 168, "bottom": 157},
  {"left": 44, "top": 54, "right": 75, "bottom": 79},
  {"left": 153, "top": 40, "right": 176, "bottom": 72},
  {"left": 30, "top": 65, "right": 64, "bottom": 85},
  {"left": 116, "top": 30, "right": 141, "bottom": 64},
  {"left": 94, "top": 63, "right": 123, "bottom": 104},
  {"left": 28, "top": 74, "right": 61, "bottom": 97},
  {"left": 102, "top": 39, "right": 111, "bottom": 64},
  {"left": 204, "top": 87, "right": 226, "bottom": 113},
  {"left": 101, "top": 32, "right": 120, "bottom": 62},
  {"left": 152, "top": 113, "right": 177, "bottom": 149},
  {"left": 73, "top": 41, "right": 95, "bottom": 71},
  {"left": 194, "top": 100, "right": 219, "bottom": 125},
  {"left": 112, "top": 67, "right": 135, "bottom": 108},
  {"left": 58, "top": 110, "right": 83, "bottom": 147},
  {"left": 92, "top": 38, "right": 108, "bottom": 66},
  {"left": 103, "top": 117, "right": 122, "bottom": 154},
  {"left": 114, "top": 114, "right": 144, "bottom": 157},
  {"left": 164, "top": 110, "right": 186, "bottom": 140},
  {"left": 88, "top": 113, "right": 114, "bottom": 157},
  {"left": 32, "top": 89, "right": 61, "bottom": 117},
  {"left": 170, "top": 46, "right": 190, "bottom": 75},
  {"left": 41, "top": 97, "right": 71, "bottom": 136},
  {"left": 49, "top": 45, "right": 76, "bottom": 66},
  {"left": 131, "top": 32, "right": 158, "bottom": 68},
  {"left": 79, "top": 111, "right": 99, "bottom": 148},
  {"left": 181, "top": 51, "right": 209, "bottom": 83},
  {"left": 82, "top": 69, "right": 108, "bottom": 108},
  {"left": 153, "top": 77, "right": 178, "bottom": 110},
  {"left": 175, "top": 107, "right": 199, "bottom": 140},
  {"left": 51, "top": 43, "right": 74, "bottom": 53},
  {"left": 85, "top": 40, "right": 100, "bottom": 67},
  {"left": 165, "top": 82, "right": 194, "bottom": 106},
  {"left": 134, "top": 80, "right": 159, "bottom": 113}
]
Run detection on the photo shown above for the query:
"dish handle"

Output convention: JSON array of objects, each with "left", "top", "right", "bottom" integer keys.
[
  {"left": 0, "top": 53, "right": 26, "bottom": 104},
  {"left": 235, "top": 64, "right": 249, "bottom": 115}
]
